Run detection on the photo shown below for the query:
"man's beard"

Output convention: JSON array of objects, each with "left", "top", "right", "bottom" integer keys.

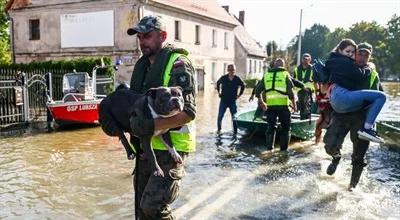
[{"left": 141, "top": 42, "right": 162, "bottom": 57}]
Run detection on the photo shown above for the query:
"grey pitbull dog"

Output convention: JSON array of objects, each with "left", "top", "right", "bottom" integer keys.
[{"left": 98, "top": 84, "right": 184, "bottom": 177}]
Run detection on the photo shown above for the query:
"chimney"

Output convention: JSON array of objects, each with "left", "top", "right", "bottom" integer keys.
[
  {"left": 222, "top": 5, "right": 229, "bottom": 13},
  {"left": 238, "top": 10, "right": 245, "bottom": 26}
]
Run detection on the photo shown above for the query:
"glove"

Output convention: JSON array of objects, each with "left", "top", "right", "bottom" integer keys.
[{"left": 129, "top": 108, "right": 154, "bottom": 137}]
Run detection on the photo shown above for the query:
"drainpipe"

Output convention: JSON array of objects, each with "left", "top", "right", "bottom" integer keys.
[{"left": 6, "top": 13, "right": 16, "bottom": 64}]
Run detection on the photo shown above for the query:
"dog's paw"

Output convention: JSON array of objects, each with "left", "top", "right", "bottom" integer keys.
[
  {"left": 172, "top": 153, "right": 183, "bottom": 164},
  {"left": 153, "top": 168, "right": 164, "bottom": 177},
  {"left": 127, "top": 154, "right": 136, "bottom": 160},
  {"left": 168, "top": 148, "right": 183, "bottom": 164}
]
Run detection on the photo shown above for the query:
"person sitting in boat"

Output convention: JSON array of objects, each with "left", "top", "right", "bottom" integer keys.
[{"left": 254, "top": 58, "right": 297, "bottom": 151}]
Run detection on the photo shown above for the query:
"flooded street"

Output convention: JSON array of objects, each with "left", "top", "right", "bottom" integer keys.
[{"left": 1, "top": 83, "right": 400, "bottom": 219}]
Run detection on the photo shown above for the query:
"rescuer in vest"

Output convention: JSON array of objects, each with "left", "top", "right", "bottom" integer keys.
[
  {"left": 127, "top": 15, "right": 196, "bottom": 219},
  {"left": 293, "top": 53, "right": 316, "bottom": 120},
  {"left": 323, "top": 42, "right": 385, "bottom": 191},
  {"left": 254, "top": 58, "right": 297, "bottom": 151}
]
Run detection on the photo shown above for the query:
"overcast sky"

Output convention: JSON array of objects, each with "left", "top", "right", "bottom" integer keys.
[{"left": 216, "top": 0, "right": 400, "bottom": 49}]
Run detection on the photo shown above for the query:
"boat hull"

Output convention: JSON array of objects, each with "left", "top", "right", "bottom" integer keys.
[
  {"left": 376, "top": 120, "right": 400, "bottom": 148},
  {"left": 234, "top": 109, "right": 318, "bottom": 140},
  {"left": 47, "top": 99, "right": 101, "bottom": 126}
]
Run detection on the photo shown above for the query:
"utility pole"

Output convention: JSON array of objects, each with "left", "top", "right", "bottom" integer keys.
[{"left": 297, "top": 8, "right": 303, "bottom": 66}]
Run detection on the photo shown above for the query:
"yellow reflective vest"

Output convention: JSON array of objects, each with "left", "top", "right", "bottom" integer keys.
[
  {"left": 263, "top": 70, "right": 290, "bottom": 106},
  {"left": 368, "top": 68, "right": 379, "bottom": 90},
  {"left": 131, "top": 53, "right": 196, "bottom": 153},
  {"left": 151, "top": 52, "right": 196, "bottom": 152},
  {"left": 294, "top": 65, "right": 314, "bottom": 91}
]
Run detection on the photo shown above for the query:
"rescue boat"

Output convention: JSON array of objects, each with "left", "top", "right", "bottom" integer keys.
[{"left": 47, "top": 67, "right": 109, "bottom": 126}]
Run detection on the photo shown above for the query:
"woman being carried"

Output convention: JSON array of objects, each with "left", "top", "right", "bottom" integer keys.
[{"left": 325, "top": 39, "right": 386, "bottom": 143}]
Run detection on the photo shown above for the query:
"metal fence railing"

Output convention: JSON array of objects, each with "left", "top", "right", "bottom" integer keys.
[{"left": 0, "top": 68, "right": 113, "bottom": 128}]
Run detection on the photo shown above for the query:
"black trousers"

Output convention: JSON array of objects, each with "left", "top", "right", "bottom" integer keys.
[
  {"left": 323, "top": 110, "right": 370, "bottom": 186},
  {"left": 265, "top": 106, "right": 291, "bottom": 150},
  {"left": 297, "top": 89, "right": 312, "bottom": 120}
]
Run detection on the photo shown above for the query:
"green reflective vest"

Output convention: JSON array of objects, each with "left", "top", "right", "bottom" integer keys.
[
  {"left": 151, "top": 52, "right": 196, "bottom": 152},
  {"left": 263, "top": 70, "right": 290, "bottom": 106},
  {"left": 294, "top": 65, "right": 314, "bottom": 91},
  {"left": 368, "top": 68, "right": 379, "bottom": 90}
]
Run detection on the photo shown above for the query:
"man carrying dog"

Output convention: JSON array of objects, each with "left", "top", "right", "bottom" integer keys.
[{"left": 127, "top": 15, "right": 196, "bottom": 219}]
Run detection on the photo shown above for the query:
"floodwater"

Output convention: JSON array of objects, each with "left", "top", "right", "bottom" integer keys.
[{"left": 1, "top": 83, "right": 399, "bottom": 219}]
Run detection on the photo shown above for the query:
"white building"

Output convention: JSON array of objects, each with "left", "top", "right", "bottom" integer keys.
[{"left": 6, "top": 0, "right": 238, "bottom": 91}]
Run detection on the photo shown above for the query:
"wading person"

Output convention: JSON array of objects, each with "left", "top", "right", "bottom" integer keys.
[
  {"left": 325, "top": 39, "right": 386, "bottom": 143},
  {"left": 127, "top": 15, "right": 196, "bottom": 219},
  {"left": 255, "top": 58, "right": 297, "bottom": 151},
  {"left": 323, "top": 42, "right": 384, "bottom": 191},
  {"left": 216, "top": 64, "right": 245, "bottom": 135},
  {"left": 293, "top": 53, "right": 316, "bottom": 120}
]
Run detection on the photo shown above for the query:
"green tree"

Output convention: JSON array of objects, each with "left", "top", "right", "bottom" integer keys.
[
  {"left": 324, "top": 27, "right": 347, "bottom": 56},
  {"left": 0, "top": 0, "right": 11, "bottom": 64},
  {"left": 287, "top": 24, "right": 330, "bottom": 64},
  {"left": 265, "top": 41, "right": 278, "bottom": 57},
  {"left": 386, "top": 14, "right": 400, "bottom": 76},
  {"left": 301, "top": 24, "right": 330, "bottom": 59},
  {"left": 347, "top": 21, "right": 388, "bottom": 72}
]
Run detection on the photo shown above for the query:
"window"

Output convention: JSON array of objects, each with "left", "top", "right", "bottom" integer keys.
[
  {"left": 174, "top": 20, "right": 181, "bottom": 41},
  {"left": 29, "top": 19, "right": 40, "bottom": 40},
  {"left": 224, "top": 32, "right": 228, "bottom": 49},
  {"left": 249, "top": 59, "right": 252, "bottom": 73},
  {"left": 212, "top": 62, "right": 216, "bottom": 82},
  {"left": 195, "top": 25, "right": 200, "bottom": 44},
  {"left": 212, "top": 29, "right": 217, "bottom": 47},
  {"left": 223, "top": 63, "right": 227, "bottom": 73}
]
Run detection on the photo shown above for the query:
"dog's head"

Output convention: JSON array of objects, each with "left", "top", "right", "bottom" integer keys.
[{"left": 146, "top": 87, "right": 184, "bottom": 117}]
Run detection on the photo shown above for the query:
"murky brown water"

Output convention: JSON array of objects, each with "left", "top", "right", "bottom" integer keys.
[{"left": 1, "top": 83, "right": 400, "bottom": 219}]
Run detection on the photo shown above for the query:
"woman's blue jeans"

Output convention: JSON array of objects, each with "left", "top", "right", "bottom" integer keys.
[{"left": 330, "top": 85, "right": 386, "bottom": 125}]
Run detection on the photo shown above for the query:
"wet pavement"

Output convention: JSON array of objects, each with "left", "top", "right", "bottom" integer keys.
[{"left": 1, "top": 83, "right": 399, "bottom": 219}]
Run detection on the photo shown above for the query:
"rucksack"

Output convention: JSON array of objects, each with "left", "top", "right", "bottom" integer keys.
[{"left": 313, "top": 59, "right": 330, "bottom": 83}]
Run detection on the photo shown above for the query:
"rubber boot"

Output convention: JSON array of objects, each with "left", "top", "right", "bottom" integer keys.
[
  {"left": 348, "top": 163, "right": 366, "bottom": 191},
  {"left": 279, "top": 130, "right": 291, "bottom": 151},
  {"left": 265, "top": 130, "right": 276, "bottom": 151},
  {"left": 326, "top": 154, "right": 341, "bottom": 175}
]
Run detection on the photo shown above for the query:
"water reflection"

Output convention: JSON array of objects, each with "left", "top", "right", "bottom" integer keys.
[{"left": 0, "top": 83, "right": 399, "bottom": 219}]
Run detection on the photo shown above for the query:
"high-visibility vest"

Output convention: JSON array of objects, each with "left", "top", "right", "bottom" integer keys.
[
  {"left": 263, "top": 70, "right": 290, "bottom": 106},
  {"left": 368, "top": 68, "right": 379, "bottom": 90},
  {"left": 151, "top": 53, "right": 196, "bottom": 153},
  {"left": 294, "top": 65, "right": 314, "bottom": 91}
]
